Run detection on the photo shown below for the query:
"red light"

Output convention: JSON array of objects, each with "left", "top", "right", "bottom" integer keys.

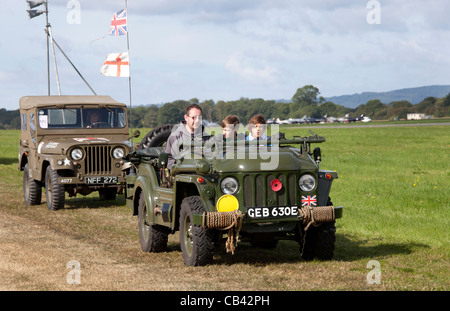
[
  {"left": 325, "top": 173, "right": 332, "bottom": 180},
  {"left": 197, "top": 177, "right": 204, "bottom": 184}
]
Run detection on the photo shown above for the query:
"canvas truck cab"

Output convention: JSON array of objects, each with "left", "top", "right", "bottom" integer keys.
[{"left": 19, "top": 95, "right": 132, "bottom": 210}]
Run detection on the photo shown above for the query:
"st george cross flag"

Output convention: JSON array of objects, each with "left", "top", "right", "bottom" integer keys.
[
  {"left": 100, "top": 53, "right": 130, "bottom": 77},
  {"left": 109, "top": 9, "right": 127, "bottom": 36}
]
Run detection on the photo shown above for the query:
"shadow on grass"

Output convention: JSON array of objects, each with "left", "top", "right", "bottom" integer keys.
[
  {"left": 209, "top": 233, "right": 430, "bottom": 266},
  {"left": 0, "top": 157, "right": 18, "bottom": 166},
  {"left": 53, "top": 194, "right": 127, "bottom": 210},
  {"left": 213, "top": 241, "right": 305, "bottom": 266},
  {"left": 334, "top": 233, "right": 430, "bottom": 261}
]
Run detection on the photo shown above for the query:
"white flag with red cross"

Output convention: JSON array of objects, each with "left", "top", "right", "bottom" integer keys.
[{"left": 100, "top": 52, "right": 129, "bottom": 77}]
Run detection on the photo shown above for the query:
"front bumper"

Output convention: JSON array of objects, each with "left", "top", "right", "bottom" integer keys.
[
  {"left": 193, "top": 205, "right": 343, "bottom": 228},
  {"left": 58, "top": 175, "right": 125, "bottom": 185}
]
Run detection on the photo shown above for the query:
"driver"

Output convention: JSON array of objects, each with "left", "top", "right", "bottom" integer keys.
[
  {"left": 86, "top": 110, "right": 101, "bottom": 128},
  {"left": 165, "top": 104, "right": 204, "bottom": 169}
]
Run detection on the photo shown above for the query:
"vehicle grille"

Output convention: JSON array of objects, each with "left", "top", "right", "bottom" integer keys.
[
  {"left": 83, "top": 146, "right": 112, "bottom": 175},
  {"left": 242, "top": 173, "right": 298, "bottom": 207}
]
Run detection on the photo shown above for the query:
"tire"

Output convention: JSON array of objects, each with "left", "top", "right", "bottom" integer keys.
[
  {"left": 44, "top": 166, "right": 65, "bottom": 210},
  {"left": 300, "top": 197, "right": 336, "bottom": 260},
  {"left": 23, "top": 163, "right": 42, "bottom": 205},
  {"left": 138, "top": 192, "right": 169, "bottom": 252},
  {"left": 179, "top": 196, "right": 214, "bottom": 266},
  {"left": 139, "top": 124, "right": 174, "bottom": 149},
  {"left": 300, "top": 221, "right": 336, "bottom": 261},
  {"left": 98, "top": 188, "right": 117, "bottom": 201}
]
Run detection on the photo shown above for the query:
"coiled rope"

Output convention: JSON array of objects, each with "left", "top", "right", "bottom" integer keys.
[
  {"left": 202, "top": 210, "right": 243, "bottom": 254},
  {"left": 299, "top": 205, "right": 335, "bottom": 231}
]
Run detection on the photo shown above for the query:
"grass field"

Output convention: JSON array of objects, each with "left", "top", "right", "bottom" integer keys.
[{"left": 0, "top": 122, "right": 448, "bottom": 291}]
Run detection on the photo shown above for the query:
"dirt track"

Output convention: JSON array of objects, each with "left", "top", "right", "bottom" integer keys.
[{"left": 0, "top": 189, "right": 368, "bottom": 292}]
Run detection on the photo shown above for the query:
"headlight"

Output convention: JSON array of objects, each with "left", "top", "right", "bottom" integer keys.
[
  {"left": 112, "top": 147, "right": 125, "bottom": 159},
  {"left": 298, "top": 174, "right": 316, "bottom": 192},
  {"left": 220, "top": 177, "right": 239, "bottom": 195},
  {"left": 70, "top": 148, "right": 83, "bottom": 161}
]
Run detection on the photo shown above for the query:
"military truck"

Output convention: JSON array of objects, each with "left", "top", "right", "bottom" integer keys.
[
  {"left": 122, "top": 125, "right": 343, "bottom": 266},
  {"left": 19, "top": 95, "right": 132, "bottom": 210}
]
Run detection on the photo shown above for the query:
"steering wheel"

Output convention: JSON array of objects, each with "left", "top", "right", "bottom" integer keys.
[{"left": 89, "top": 122, "right": 108, "bottom": 128}]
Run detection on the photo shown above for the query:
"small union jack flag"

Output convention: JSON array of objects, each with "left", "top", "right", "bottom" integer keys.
[
  {"left": 301, "top": 195, "right": 317, "bottom": 206},
  {"left": 109, "top": 9, "right": 127, "bottom": 36}
]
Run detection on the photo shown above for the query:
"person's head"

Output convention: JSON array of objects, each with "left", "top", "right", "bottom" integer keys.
[
  {"left": 248, "top": 114, "right": 266, "bottom": 138},
  {"left": 221, "top": 115, "right": 240, "bottom": 139},
  {"left": 88, "top": 110, "right": 100, "bottom": 123},
  {"left": 184, "top": 103, "right": 203, "bottom": 133}
]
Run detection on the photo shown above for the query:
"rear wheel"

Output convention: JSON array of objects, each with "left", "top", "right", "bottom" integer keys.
[
  {"left": 138, "top": 192, "right": 169, "bottom": 252},
  {"left": 44, "top": 166, "right": 65, "bottom": 210},
  {"left": 99, "top": 188, "right": 117, "bottom": 201},
  {"left": 23, "top": 163, "right": 42, "bottom": 205},
  {"left": 179, "top": 196, "right": 214, "bottom": 266}
]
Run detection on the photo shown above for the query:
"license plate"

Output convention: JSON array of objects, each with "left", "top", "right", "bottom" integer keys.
[
  {"left": 247, "top": 206, "right": 299, "bottom": 219},
  {"left": 85, "top": 176, "right": 118, "bottom": 184}
]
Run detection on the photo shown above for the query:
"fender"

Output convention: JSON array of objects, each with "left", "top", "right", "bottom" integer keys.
[
  {"left": 133, "top": 163, "right": 159, "bottom": 223},
  {"left": 318, "top": 170, "right": 338, "bottom": 206}
]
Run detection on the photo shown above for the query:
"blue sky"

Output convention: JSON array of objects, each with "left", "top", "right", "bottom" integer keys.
[{"left": 2, "top": 0, "right": 450, "bottom": 110}]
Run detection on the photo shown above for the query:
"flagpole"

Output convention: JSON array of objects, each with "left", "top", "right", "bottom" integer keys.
[
  {"left": 125, "top": 0, "right": 134, "bottom": 150},
  {"left": 45, "top": 0, "right": 50, "bottom": 95},
  {"left": 48, "top": 25, "right": 61, "bottom": 95}
]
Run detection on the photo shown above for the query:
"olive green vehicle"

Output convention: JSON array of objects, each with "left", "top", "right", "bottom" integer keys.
[
  {"left": 19, "top": 95, "right": 132, "bottom": 210},
  {"left": 123, "top": 125, "right": 343, "bottom": 266}
]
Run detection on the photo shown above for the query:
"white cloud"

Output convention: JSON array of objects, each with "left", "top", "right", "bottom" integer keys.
[{"left": 225, "top": 51, "right": 280, "bottom": 84}]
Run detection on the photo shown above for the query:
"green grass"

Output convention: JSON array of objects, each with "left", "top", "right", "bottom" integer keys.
[
  {"left": 1, "top": 124, "right": 449, "bottom": 290},
  {"left": 281, "top": 126, "right": 450, "bottom": 248}
]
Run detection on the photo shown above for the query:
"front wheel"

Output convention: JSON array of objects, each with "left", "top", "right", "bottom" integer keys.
[
  {"left": 179, "top": 196, "right": 214, "bottom": 266},
  {"left": 300, "top": 221, "right": 336, "bottom": 261},
  {"left": 300, "top": 197, "right": 336, "bottom": 260},
  {"left": 44, "top": 166, "right": 65, "bottom": 210}
]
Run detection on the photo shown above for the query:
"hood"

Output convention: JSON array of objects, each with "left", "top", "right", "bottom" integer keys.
[
  {"left": 37, "top": 136, "right": 131, "bottom": 155},
  {"left": 211, "top": 147, "right": 316, "bottom": 172},
  {"left": 176, "top": 146, "right": 317, "bottom": 173}
]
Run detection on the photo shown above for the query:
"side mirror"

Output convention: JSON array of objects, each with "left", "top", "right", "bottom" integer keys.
[{"left": 313, "top": 147, "right": 321, "bottom": 164}]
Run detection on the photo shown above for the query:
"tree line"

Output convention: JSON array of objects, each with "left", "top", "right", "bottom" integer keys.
[
  {"left": 128, "top": 85, "right": 450, "bottom": 128},
  {"left": 1, "top": 85, "right": 449, "bottom": 130}
]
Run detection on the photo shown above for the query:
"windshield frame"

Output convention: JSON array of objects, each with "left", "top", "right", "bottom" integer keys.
[{"left": 37, "top": 106, "right": 127, "bottom": 129}]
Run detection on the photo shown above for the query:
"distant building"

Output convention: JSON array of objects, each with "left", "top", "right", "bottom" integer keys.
[{"left": 407, "top": 113, "right": 426, "bottom": 120}]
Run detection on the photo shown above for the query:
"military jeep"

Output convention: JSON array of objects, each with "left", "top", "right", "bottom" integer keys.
[
  {"left": 123, "top": 124, "right": 342, "bottom": 266},
  {"left": 19, "top": 95, "right": 132, "bottom": 210}
]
